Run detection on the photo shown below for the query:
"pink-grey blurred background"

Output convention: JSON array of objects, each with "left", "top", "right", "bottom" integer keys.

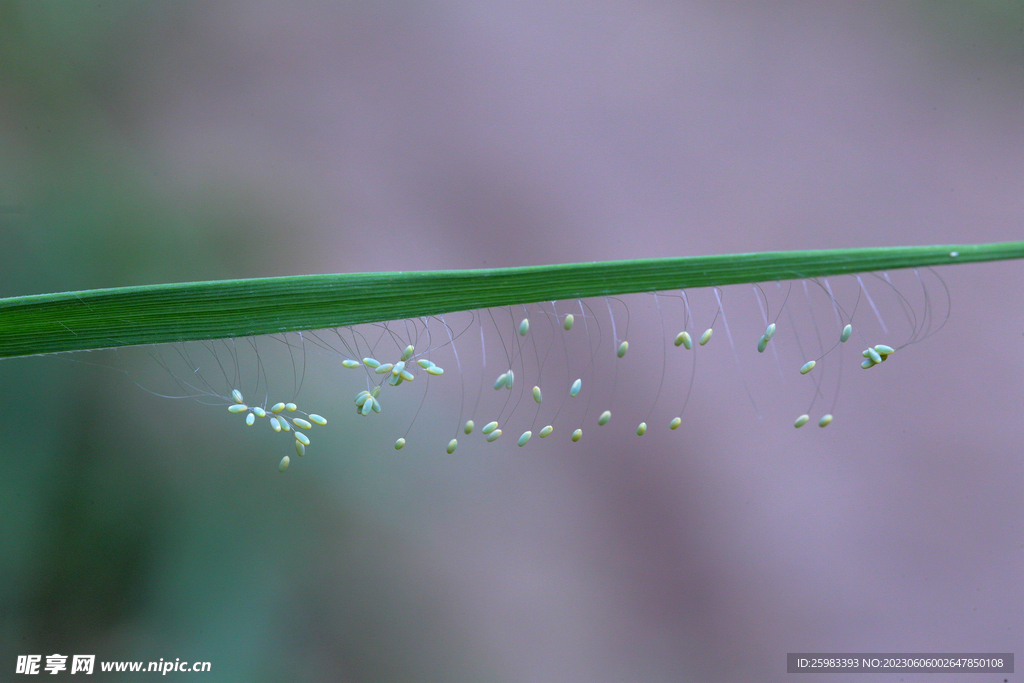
[{"left": 1, "top": 2, "right": 1022, "bottom": 681}]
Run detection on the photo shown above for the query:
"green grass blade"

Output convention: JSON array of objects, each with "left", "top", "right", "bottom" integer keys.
[{"left": 1, "top": 241, "right": 1021, "bottom": 359}]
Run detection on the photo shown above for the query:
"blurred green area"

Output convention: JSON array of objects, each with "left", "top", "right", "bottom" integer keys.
[
  {"left": 0, "top": 1, "right": 300, "bottom": 294},
  {"left": 916, "top": 0, "right": 1023, "bottom": 67},
  {"left": 0, "top": 4, "right": 489, "bottom": 681}
]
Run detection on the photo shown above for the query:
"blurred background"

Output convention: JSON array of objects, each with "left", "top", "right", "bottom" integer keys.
[{"left": 1, "top": 1, "right": 1022, "bottom": 681}]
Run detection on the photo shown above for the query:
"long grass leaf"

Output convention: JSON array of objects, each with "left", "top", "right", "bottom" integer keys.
[{"left": 1, "top": 241, "right": 1020, "bottom": 358}]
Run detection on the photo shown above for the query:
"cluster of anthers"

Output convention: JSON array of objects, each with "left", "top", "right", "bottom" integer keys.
[
  {"left": 217, "top": 286, "right": 926, "bottom": 459},
  {"left": 342, "top": 345, "right": 445, "bottom": 451},
  {"left": 446, "top": 316, "right": 595, "bottom": 453},
  {"left": 860, "top": 343, "right": 895, "bottom": 369},
  {"left": 227, "top": 390, "right": 327, "bottom": 472},
  {"left": 791, "top": 323, "right": 898, "bottom": 429}
]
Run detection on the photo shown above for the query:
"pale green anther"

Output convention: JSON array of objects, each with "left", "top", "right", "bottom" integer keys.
[
  {"left": 446, "top": 439, "right": 458, "bottom": 454},
  {"left": 417, "top": 359, "right": 433, "bottom": 368},
  {"left": 388, "top": 374, "right": 401, "bottom": 386},
  {"left": 519, "top": 318, "right": 530, "bottom": 336},
  {"left": 395, "top": 438, "right": 406, "bottom": 450},
  {"left": 487, "top": 428, "right": 504, "bottom": 442},
  {"left": 400, "top": 369, "right": 415, "bottom": 381},
  {"left": 861, "top": 359, "right": 875, "bottom": 369},
  {"left": 270, "top": 416, "right": 282, "bottom": 432},
  {"left": 342, "top": 359, "right": 361, "bottom": 368},
  {"left": 401, "top": 345, "right": 415, "bottom": 361},
  {"left": 392, "top": 361, "right": 405, "bottom": 375},
  {"left": 518, "top": 431, "right": 531, "bottom": 446},
  {"left": 482, "top": 421, "right": 498, "bottom": 434},
  {"left": 818, "top": 414, "right": 833, "bottom": 428},
  {"left": 271, "top": 402, "right": 286, "bottom": 413},
  {"left": 570, "top": 378, "right": 582, "bottom": 397},
  {"left": 679, "top": 331, "right": 692, "bottom": 349},
  {"left": 494, "top": 373, "right": 508, "bottom": 390},
  {"left": 800, "top": 360, "right": 816, "bottom": 375},
  {"left": 286, "top": 403, "right": 297, "bottom": 411},
  {"left": 571, "top": 428, "right": 582, "bottom": 442},
  {"left": 598, "top": 410, "right": 611, "bottom": 426},
  {"left": 355, "top": 393, "right": 370, "bottom": 407},
  {"left": 278, "top": 455, "right": 290, "bottom": 472},
  {"left": 362, "top": 357, "right": 380, "bottom": 368},
  {"left": 361, "top": 399, "right": 373, "bottom": 416},
  {"left": 636, "top": 422, "right": 647, "bottom": 436},
  {"left": 281, "top": 419, "right": 290, "bottom": 431},
  {"left": 757, "top": 336, "right": 767, "bottom": 353},
  {"left": 295, "top": 441, "right": 305, "bottom": 457},
  {"left": 794, "top": 414, "right": 810, "bottom": 428},
  {"left": 371, "top": 386, "right": 381, "bottom": 398},
  {"left": 246, "top": 412, "right": 255, "bottom": 426},
  {"left": 295, "top": 432, "right": 310, "bottom": 446},
  {"left": 533, "top": 386, "right": 543, "bottom": 404},
  {"left": 564, "top": 314, "right": 574, "bottom": 330},
  {"left": 764, "top": 323, "right": 776, "bottom": 341},
  {"left": 699, "top": 328, "right": 713, "bottom": 345},
  {"left": 464, "top": 420, "right": 475, "bottom": 435},
  {"left": 669, "top": 417, "right": 682, "bottom": 430},
  {"left": 506, "top": 370, "right": 514, "bottom": 388},
  {"left": 232, "top": 389, "right": 244, "bottom": 404},
  {"left": 539, "top": 425, "right": 553, "bottom": 438},
  {"left": 228, "top": 404, "right": 248, "bottom": 413},
  {"left": 874, "top": 344, "right": 894, "bottom": 355},
  {"left": 674, "top": 332, "right": 686, "bottom": 346},
  {"left": 426, "top": 365, "right": 444, "bottom": 375},
  {"left": 375, "top": 363, "right": 394, "bottom": 375},
  {"left": 861, "top": 348, "right": 872, "bottom": 358},
  {"left": 617, "top": 341, "right": 629, "bottom": 358},
  {"left": 253, "top": 407, "right": 266, "bottom": 417},
  {"left": 840, "top": 324, "right": 852, "bottom": 343},
  {"left": 309, "top": 414, "right": 327, "bottom": 425},
  {"left": 371, "top": 398, "right": 381, "bottom": 413},
  {"left": 292, "top": 418, "right": 312, "bottom": 429},
  {"left": 867, "top": 348, "right": 882, "bottom": 364}
]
